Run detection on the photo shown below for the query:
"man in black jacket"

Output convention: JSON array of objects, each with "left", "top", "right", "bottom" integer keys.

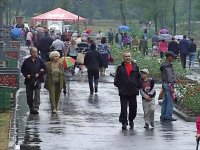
[
  {"left": 36, "top": 30, "right": 54, "bottom": 62},
  {"left": 114, "top": 52, "right": 141, "bottom": 130},
  {"left": 21, "top": 47, "right": 47, "bottom": 114},
  {"left": 84, "top": 43, "right": 102, "bottom": 95}
]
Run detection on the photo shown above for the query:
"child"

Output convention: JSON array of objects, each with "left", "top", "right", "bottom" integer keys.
[{"left": 140, "top": 69, "right": 156, "bottom": 128}]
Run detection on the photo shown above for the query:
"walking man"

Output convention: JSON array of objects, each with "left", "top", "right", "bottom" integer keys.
[
  {"left": 160, "top": 51, "right": 177, "bottom": 121},
  {"left": 179, "top": 35, "right": 189, "bottom": 68},
  {"left": 84, "top": 43, "right": 102, "bottom": 95},
  {"left": 21, "top": 47, "right": 47, "bottom": 114},
  {"left": 114, "top": 52, "right": 141, "bottom": 130}
]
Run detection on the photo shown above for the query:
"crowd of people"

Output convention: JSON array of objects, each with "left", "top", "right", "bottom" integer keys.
[
  {"left": 20, "top": 25, "right": 200, "bottom": 137},
  {"left": 21, "top": 26, "right": 113, "bottom": 114},
  {"left": 152, "top": 34, "right": 198, "bottom": 70}
]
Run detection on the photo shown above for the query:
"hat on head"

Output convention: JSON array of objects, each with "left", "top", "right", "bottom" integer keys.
[
  {"left": 165, "top": 51, "right": 176, "bottom": 58},
  {"left": 140, "top": 68, "right": 149, "bottom": 74}
]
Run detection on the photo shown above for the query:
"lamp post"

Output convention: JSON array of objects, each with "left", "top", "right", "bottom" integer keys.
[
  {"left": 188, "top": 0, "right": 192, "bottom": 37},
  {"left": 0, "top": 0, "right": 4, "bottom": 61},
  {"left": 76, "top": 0, "right": 84, "bottom": 33}
]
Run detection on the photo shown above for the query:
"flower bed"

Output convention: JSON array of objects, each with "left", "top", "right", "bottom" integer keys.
[{"left": 111, "top": 47, "right": 200, "bottom": 117}]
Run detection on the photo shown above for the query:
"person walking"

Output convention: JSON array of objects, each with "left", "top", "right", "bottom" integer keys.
[
  {"left": 160, "top": 51, "right": 177, "bottom": 121},
  {"left": 139, "top": 35, "right": 148, "bottom": 57},
  {"left": 168, "top": 37, "right": 179, "bottom": 56},
  {"left": 26, "top": 30, "right": 33, "bottom": 49},
  {"left": 84, "top": 43, "right": 102, "bottom": 95},
  {"left": 188, "top": 38, "right": 196, "bottom": 70},
  {"left": 179, "top": 35, "right": 189, "bottom": 68},
  {"left": 21, "top": 47, "right": 47, "bottom": 114},
  {"left": 97, "top": 37, "right": 110, "bottom": 76},
  {"left": 44, "top": 51, "right": 65, "bottom": 114},
  {"left": 108, "top": 28, "right": 114, "bottom": 45},
  {"left": 51, "top": 35, "right": 66, "bottom": 57},
  {"left": 114, "top": 52, "right": 141, "bottom": 130},
  {"left": 36, "top": 30, "right": 54, "bottom": 62},
  {"left": 158, "top": 39, "right": 168, "bottom": 58},
  {"left": 140, "top": 69, "right": 156, "bottom": 128}
]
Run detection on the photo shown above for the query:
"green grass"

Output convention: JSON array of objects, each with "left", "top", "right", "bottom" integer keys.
[{"left": 0, "top": 111, "right": 10, "bottom": 150}]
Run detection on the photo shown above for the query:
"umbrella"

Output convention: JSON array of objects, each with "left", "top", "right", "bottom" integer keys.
[
  {"left": 159, "top": 28, "right": 169, "bottom": 34},
  {"left": 158, "top": 34, "right": 172, "bottom": 41},
  {"left": 174, "top": 35, "right": 190, "bottom": 40},
  {"left": 118, "top": 25, "right": 130, "bottom": 32},
  {"left": 84, "top": 29, "right": 93, "bottom": 34},
  {"left": 59, "top": 56, "right": 76, "bottom": 69}
]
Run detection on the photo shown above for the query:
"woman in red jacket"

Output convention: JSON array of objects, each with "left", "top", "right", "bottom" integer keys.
[{"left": 196, "top": 116, "right": 200, "bottom": 139}]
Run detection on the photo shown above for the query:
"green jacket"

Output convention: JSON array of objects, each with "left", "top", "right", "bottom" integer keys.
[{"left": 44, "top": 61, "right": 64, "bottom": 91}]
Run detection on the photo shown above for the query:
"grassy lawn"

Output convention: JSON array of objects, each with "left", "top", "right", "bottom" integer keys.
[{"left": 0, "top": 111, "right": 11, "bottom": 150}]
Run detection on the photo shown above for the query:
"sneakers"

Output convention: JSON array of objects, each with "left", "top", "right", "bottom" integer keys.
[
  {"left": 165, "top": 117, "right": 177, "bottom": 121},
  {"left": 150, "top": 122, "right": 155, "bottom": 128},
  {"left": 52, "top": 109, "right": 57, "bottom": 114},
  {"left": 129, "top": 122, "right": 134, "bottom": 130},
  {"left": 122, "top": 123, "right": 127, "bottom": 130},
  {"left": 144, "top": 123, "right": 149, "bottom": 128},
  {"left": 63, "top": 89, "right": 67, "bottom": 95}
]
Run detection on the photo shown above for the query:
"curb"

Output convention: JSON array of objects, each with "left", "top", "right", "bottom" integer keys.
[{"left": 173, "top": 107, "right": 197, "bottom": 122}]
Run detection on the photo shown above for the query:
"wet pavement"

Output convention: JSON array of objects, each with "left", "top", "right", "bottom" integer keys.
[{"left": 11, "top": 46, "right": 197, "bottom": 150}]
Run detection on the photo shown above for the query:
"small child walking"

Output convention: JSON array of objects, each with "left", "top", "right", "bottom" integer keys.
[{"left": 140, "top": 69, "right": 156, "bottom": 128}]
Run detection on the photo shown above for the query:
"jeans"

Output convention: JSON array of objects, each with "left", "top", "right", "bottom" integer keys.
[
  {"left": 160, "top": 82, "right": 174, "bottom": 119},
  {"left": 119, "top": 96, "right": 137, "bottom": 125},
  {"left": 189, "top": 52, "right": 195, "bottom": 68},
  {"left": 87, "top": 69, "right": 99, "bottom": 93}
]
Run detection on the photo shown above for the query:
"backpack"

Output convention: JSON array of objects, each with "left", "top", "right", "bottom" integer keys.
[{"left": 10, "top": 28, "right": 21, "bottom": 39}]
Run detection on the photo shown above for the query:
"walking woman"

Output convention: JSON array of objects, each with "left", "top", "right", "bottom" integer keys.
[
  {"left": 97, "top": 37, "right": 110, "bottom": 76},
  {"left": 44, "top": 51, "right": 65, "bottom": 114}
]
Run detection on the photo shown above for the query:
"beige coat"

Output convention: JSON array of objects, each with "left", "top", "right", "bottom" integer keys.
[{"left": 44, "top": 61, "right": 64, "bottom": 91}]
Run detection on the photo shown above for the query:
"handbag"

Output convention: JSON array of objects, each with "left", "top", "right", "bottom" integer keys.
[
  {"left": 76, "top": 52, "right": 85, "bottom": 64},
  {"left": 158, "top": 88, "right": 163, "bottom": 100}
]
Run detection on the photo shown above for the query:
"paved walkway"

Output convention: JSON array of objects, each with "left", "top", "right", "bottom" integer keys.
[{"left": 9, "top": 46, "right": 197, "bottom": 150}]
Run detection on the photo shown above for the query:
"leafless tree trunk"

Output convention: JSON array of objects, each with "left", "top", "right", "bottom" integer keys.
[
  {"left": 15, "top": 0, "right": 21, "bottom": 16},
  {"left": 120, "top": 0, "right": 126, "bottom": 25}
]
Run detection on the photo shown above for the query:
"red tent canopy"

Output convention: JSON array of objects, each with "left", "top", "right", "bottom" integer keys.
[{"left": 31, "top": 8, "right": 86, "bottom": 23}]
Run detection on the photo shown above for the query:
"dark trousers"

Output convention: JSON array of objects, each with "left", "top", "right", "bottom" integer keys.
[
  {"left": 87, "top": 69, "right": 99, "bottom": 92},
  {"left": 26, "top": 83, "right": 41, "bottom": 111},
  {"left": 119, "top": 96, "right": 137, "bottom": 125},
  {"left": 180, "top": 53, "right": 187, "bottom": 68}
]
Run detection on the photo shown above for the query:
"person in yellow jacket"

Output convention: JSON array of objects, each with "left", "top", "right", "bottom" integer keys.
[{"left": 44, "top": 51, "right": 65, "bottom": 114}]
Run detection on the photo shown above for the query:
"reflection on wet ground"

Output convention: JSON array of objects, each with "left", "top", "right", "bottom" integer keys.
[{"left": 14, "top": 81, "right": 196, "bottom": 150}]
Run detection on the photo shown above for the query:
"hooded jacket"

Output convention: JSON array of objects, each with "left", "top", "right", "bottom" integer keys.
[
  {"left": 114, "top": 62, "right": 141, "bottom": 96},
  {"left": 160, "top": 60, "right": 176, "bottom": 83}
]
